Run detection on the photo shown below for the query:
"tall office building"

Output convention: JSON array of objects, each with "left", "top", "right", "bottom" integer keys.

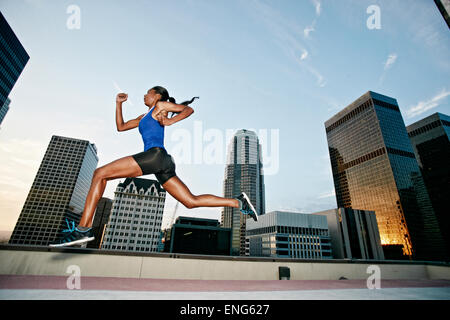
[
  {"left": 325, "top": 91, "right": 445, "bottom": 261},
  {"left": 87, "top": 197, "right": 113, "bottom": 249},
  {"left": 9, "top": 135, "right": 98, "bottom": 246},
  {"left": 312, "top": 208, "right": 384, "bottom": 260},
  {"left": 0, "top": 12, "right": 30, "bottom": 107},
  {"left": 0, "top": 98, "right": 11, "bottom": 127},
  {"left": 407, "top": 112, "right": 450, "bottom": 258},
  {"left": 434, "top": 0, "right": 450, "bottom": 28},
  {"left": 221, "top": 129, "right": 265, "bottom": 256},
  {"left": 101, "top": 178, "right": 166, "bottom": 253},
  {"left": 246, "top": 211, "right": 332, "bottom": 259}
]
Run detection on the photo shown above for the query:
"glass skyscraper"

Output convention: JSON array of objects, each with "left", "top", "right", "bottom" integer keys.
[
  {"left": 221, "top": 129, "right": 265, "bottom": 256},
  {"left": 9, "top": 135, "right": 98, "bottom": 246},
  {"left": 325, "top": 91, "right": 446, "bottom": 261},
  {"left": 0, "top": 11, "right": 30, "bottom": 108},
  {"left": 407, "top": 112, "right": 450, "bottom": 259},
  {"left": 0, "top": 97, "right": 10, "bottom": 127}
]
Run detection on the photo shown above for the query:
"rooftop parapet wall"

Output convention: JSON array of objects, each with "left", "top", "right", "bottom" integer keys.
[{"left": 0, "top": 245, "right": 449, "bottom": 281}]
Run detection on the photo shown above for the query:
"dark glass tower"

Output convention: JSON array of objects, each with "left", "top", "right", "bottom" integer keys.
[
  {"left": 9, "top": 136, "right": 98, "bottom": 246},
  {"left": 407, "top": 112, "right": 450, "bottom": 259},
  {"left": 325, "top": 91, "right": 446, "bottom": 261},
  {"left": 87, "top": 197, "right": 113, "bottom": 249},
  {"left": 221, "top": 129, "right": 265, "bottom": 256},
  {"left": 0, "top": 11, "right": 30, "bottom": 107}
]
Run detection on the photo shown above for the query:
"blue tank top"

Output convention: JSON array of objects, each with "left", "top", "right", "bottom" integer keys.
[{"left": 138, "top": 106, "right": 165, "bottom": 151}]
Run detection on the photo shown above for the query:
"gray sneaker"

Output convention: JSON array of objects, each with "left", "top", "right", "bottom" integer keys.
[
  {"left": 236, "top": 192, "right": 258, "bottom": 222},
  {"left": 49, "top": 219, "right": 95, "bottom": 247}
]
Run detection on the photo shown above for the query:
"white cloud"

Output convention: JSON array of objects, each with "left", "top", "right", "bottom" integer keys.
[
  {"left": 383, "top": 53, "right": 398, "bottom": 70},
  {"left": 379, "top": 53, "right": 398, "bottom": 85},
  {"left": 300, "top": 49, "right": 309, "bottom": 60},
  {"left": 312, "top": 0, "right": 321, "bottom": 16},
  {"left": 318, "top": 189, "right": 335, "bottom": 199},
  {"left": 246, "top": 0, "right": 326, "bottom": 87},
  {"left": 304, "top": 24, "right": 315, "bottom": 38},
  {"left": 406, "top": 89, "right": 450, "bottom": 118}
]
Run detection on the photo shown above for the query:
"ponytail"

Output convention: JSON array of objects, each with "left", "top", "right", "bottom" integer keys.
[{"left": 150, "top": 86, "right": 199, "bottom": 118}]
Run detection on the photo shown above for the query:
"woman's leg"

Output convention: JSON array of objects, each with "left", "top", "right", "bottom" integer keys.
[
  {"left": 78, "top": 156, "right": 143, "bottom": 227},
  {"left": 162, "top": 176, "right": 240, "bottom": 209}
]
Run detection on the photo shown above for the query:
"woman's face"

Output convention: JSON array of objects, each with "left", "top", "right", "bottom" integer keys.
[{"left": 144, "top": 89, "right": 161, "bottom": 107}]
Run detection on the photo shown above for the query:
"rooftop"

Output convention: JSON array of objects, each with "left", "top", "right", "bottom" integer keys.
[{"left": 1, "top": 245, "right": 449, "bottom": 300}]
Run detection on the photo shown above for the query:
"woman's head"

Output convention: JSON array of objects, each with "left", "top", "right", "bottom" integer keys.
[
  {"left": 144, "top": 85, "right": 199, "bottom": 109},
  {"left": 144, "top": 86, "right": 175, "bottom": 107}
]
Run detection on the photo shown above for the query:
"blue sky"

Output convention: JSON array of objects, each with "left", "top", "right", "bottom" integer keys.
[{"left": 0, "top": 0, "right": 449, "bottom": 231}]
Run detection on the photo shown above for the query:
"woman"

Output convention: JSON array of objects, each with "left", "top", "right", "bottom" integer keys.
[{"left": 50, "top": 86, "right": 258, "bottom": 247}]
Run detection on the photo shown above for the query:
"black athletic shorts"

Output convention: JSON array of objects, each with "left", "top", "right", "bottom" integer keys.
[{"left": 131, "top": 147, "right": 176, "bottom": 185}]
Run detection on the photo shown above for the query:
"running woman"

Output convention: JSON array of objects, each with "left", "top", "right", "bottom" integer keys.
[{"left": 50, "top": 86, "right": 258, "bottom": 247}]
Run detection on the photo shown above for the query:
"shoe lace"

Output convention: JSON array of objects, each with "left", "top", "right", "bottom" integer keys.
[{"left": 62, "top": 218, "right": 76, "bottom": 233}]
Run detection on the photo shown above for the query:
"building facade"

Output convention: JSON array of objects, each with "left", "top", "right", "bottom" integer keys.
[
  {"left": 0, "top": 12, "right": 30, "bottom": 108},
  {"left": 169, "top": 216, "right": 231, "bottom": 256},
  {"left": 325, "top": 91, "right": 445, "bottom": 261},
  {"left": 246, "top": 211, "right": 332, "bottom": 259},
  {"left": 221, "top": 129, "right": 265, "bottom": 256},
  {"left": 9, "top": 135, "right": 98, "bottom": 246},
  {"left": 0, "top": 98, "right": 11, "bottom": 127},
  {"left": 407, "top": 112, "right": 450, "bottom": 259},
  {"left": 101, "top": 178, "right": 165, "bottom": 252},
  {"left": 87, "top": 197, "right": 113, "bottom": 249},
  {"left": 313, "top": 208, "right": 384, "bottom": 260}
]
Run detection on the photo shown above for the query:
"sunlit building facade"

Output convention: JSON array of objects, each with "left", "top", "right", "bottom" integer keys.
[
  {"left": 312, "top": 208, "right": 384, "bottom": 260},
  {"left": 325, "top": 91, "right": 445, "bottom": 260},
  {"left": 9, "top": 135, "right": 98, "bottom": 246}
]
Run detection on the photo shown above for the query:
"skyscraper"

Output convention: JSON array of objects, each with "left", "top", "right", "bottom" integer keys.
[
  {"left": 407, "top": 112, "right": 450, "bottom": 258},
  {"left": 9, "top": 135, "right": 98, "bottom": 246},
  {"left": 87, "top": 197, "right": 113, "bottom": 249},
  {"left": 325, "top": 91, "right": 446, "bottom": 261},
  {"left": 101, "top": 178, "right": 166, "bottom": 253},
  {"left": 221, "top": 129, "right": 265, "bottom": 256},
  {"left": 0, "top": 98, "right": 11, "bottom": 127},
  {"left": 0, "top": 12, "right": 30, "bottom": 108}
]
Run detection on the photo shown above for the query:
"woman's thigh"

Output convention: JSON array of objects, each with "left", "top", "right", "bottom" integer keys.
[{"left": 96, "top": 156, "right": 143, "bottom": 180}]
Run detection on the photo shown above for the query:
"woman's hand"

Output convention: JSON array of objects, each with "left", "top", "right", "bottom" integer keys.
[
  {"left": 156, "top": 110, "right": 173, "bottom": 126},
  {"left": 116, "top": 93, "right": 128, "bottom": 104}
]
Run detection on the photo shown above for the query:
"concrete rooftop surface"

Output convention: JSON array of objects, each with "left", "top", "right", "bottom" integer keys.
[{"left": 1, "top": 245, "right": 449, "bottom": 300}]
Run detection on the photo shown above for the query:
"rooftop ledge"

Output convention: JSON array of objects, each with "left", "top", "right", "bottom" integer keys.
[{"left": 1, "top": 245, "right": 449, "bottom": 281}]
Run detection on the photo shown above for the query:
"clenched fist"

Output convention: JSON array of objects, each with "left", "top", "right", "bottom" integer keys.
[{"left": 116, "top": 93, "right": 128, "bottom": 103}]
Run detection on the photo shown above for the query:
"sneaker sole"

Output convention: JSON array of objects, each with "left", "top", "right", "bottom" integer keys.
[
  {"left": 49, "top": 236, "right": 95, "bottom": 248},
  {"left": 241, "top": 192, "right": 258, "bottom": 222}
]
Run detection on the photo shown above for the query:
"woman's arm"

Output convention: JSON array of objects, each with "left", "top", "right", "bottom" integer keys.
[
  {"left": 155, "top": 101, "right": 194, "bottom": 126},
  {"left": 115, "top": 93, "right": 145, "bottom": 131}
]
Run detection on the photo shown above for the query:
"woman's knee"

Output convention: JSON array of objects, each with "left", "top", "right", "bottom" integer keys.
[
  {"left": 183, "top": 195, "right": 199, "bottom": 209},
  {"left": 93, "top": 167, "right": 108, "bottom": 181}
]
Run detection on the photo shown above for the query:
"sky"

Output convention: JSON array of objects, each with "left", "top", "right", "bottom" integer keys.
[{"left": 0, "top": 0, "right": 449, "bottom": 231}]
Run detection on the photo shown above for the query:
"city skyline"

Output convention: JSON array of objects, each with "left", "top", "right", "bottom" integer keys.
[{"left": 0, "top": 1, "right": 449, "bottom": 232}]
